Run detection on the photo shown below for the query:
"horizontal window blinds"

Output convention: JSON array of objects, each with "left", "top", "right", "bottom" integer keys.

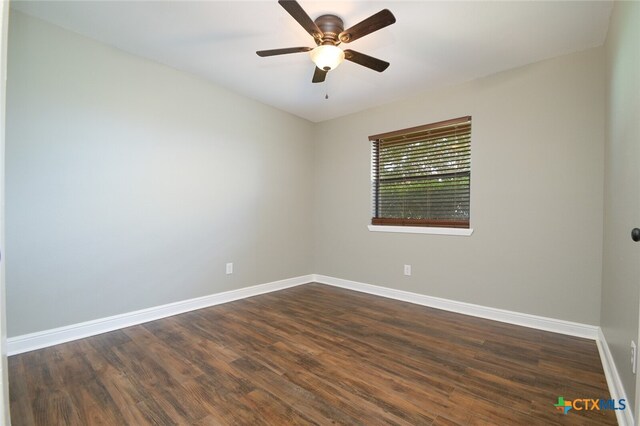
[{"left": 370, "top": 116, "right": 471, "bottom": 228}]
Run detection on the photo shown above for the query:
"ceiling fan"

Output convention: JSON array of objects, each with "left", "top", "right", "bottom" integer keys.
[{"left": 256, "top": 0, "right": 396, "bottom": 83}]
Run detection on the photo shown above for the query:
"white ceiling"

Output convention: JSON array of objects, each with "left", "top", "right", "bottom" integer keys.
[{"left": 11, "top": 1, "right": 613, "bottom": 122}]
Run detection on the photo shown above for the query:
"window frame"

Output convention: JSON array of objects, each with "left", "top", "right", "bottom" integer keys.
[{"left": 369, "top": 116, "right": 472, "bottom": 230}]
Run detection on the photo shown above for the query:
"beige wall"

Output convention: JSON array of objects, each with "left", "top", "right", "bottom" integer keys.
[
  {"left": 6, "top": 7, "right": 613, "bottom": 348},
  {"left": 601, "top": 0, "right": 640, "bottom": 415},
  {"left": 0, "top": 0, "right": 9, "bottom": 423},
  {"left": 313, "top": 47, "right": 605, "bottom": 325},
  {"left": 5, "top": 11, "right": 314, "bottom": 336}
]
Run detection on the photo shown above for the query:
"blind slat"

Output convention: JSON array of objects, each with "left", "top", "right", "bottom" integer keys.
[
  {"left": 380, "top": 129, "right": 471, "bottom": 146},
  {"left": 374, "top": 144, "right": 471, "bottom": 160},
  {"left": 369, "top": 116, "right": 471, "bottom": 141},
  {"left": 380, "top": 138, "right": 470, "bottom": 156}
]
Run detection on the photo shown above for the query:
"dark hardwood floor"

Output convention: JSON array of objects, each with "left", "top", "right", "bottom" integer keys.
[{"left": 9, "top": 283, "right": 617, "bottom": 425}]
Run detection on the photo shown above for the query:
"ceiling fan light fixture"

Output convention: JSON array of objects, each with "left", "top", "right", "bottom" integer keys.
[
  {"left": 257, "top": 1, "right": 396, "bottom": 84},
  {"left": 310, "top": 45, "right": 345, "bottom": 71}
]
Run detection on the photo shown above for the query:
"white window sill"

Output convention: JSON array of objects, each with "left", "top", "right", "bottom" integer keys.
[{"left": 367, "top": 225, "right": 474, "bottom": 236}]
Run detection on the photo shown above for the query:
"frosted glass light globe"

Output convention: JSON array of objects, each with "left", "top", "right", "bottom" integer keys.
[{"left": 310, "top": 45, "right": 345, "bottom": 71}]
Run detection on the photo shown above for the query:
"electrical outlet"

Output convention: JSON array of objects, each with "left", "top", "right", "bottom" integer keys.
[
  {"left": 226, "top": 262, "right": 233, "bottom": 275},
  {"left": 631, "top": 341, "right": 637, "bottom": 374},
  {"left": 404, "top": 264, "right": 411, "bottom": 276}
]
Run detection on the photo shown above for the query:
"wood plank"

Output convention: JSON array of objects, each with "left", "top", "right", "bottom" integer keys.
[{"left": 8, "top": 283, "right": 617, "bottom": 425}]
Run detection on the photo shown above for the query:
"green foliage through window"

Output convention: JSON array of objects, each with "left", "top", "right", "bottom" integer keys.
[{"left": 370, "top": 117, "right": 471, "bottom": 228}]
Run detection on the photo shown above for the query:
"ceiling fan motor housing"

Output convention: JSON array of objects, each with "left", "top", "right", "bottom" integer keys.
[{"left": 314, "top": 14, "right": 344, "bottom": 45}]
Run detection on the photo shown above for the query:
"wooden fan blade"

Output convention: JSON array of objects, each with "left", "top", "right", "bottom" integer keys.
[
  {"left": 312, "top": 67, "right": 327, "bottom": 83},
  {"left": 339, "top": 9, "right": 396, "bottom": 43},
  {"left": 256, "top": 47, "right": 312, "bottom": 57},
  {"left": 344, "top": 50, "right": 390, "bottom": 72},
  {"left": 278, "top": 0, "right": 323, "bottom": 40}
]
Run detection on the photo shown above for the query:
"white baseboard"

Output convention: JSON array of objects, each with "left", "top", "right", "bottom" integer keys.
[
  {"left": 312, "top": 274, "right": 600, "bottom": 340},
  {"left": 9, "top": 274, "right": 601, "bottom": 352},
  {"left": 7, "top": 275, "right": 313, "bottom": 356},
  {"left": 8, "top": 273, "right": 629, "bottom": 423},
  {"left": 597, "top": 328, "right": 634, "bottom": 426}
]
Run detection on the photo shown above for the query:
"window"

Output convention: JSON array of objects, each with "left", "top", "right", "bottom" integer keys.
[{"left": 369, "top": 116, "right": 471, "bottom": 229}]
